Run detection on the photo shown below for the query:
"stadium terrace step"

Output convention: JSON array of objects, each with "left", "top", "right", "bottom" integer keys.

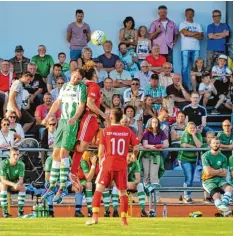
[{"left": 206, "top": 122, "right": 223, "bottom": 127}]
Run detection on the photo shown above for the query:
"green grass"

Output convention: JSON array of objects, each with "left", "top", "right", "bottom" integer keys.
[{"left": 0, "top": 218, "right": 232, "bottom": 236}]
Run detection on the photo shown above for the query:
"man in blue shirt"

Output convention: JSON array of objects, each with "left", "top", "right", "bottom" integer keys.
[{"left": 206, "top": 10, "right": 229, "bottom": 72}]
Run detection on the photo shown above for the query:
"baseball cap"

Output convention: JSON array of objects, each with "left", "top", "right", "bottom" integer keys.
[
  {"left": 15, "top": 45, "right": 24, "bottom": 52},
  {"left": 218, "top": 54, "right": 228, "bottom": 60},
  {"left": 151, "top": 74, "right": 159, "bottom": 80}
]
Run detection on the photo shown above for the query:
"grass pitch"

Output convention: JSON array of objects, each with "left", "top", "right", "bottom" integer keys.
[{"left": 0, "top": 218, "right": 232, "bottom": 236}]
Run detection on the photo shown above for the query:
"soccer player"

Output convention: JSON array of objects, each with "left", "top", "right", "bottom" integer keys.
[
  {"left": 0, "top": 147, "right": 26, "bottom": 217},
  {"left": 70, "top": 62, "right": 108, "bottom": 187},
  {"left": 228, "top": 155, "right": 233, "bottom": 186},
  {"left": 41, "top": 69, "right": 87, "bottom": 202},
  {"left": 86, "top": 107, "right": 140, "bottom": 226},
  {"left": 202, "top": 137, "right": 233, "bottom": 215}
]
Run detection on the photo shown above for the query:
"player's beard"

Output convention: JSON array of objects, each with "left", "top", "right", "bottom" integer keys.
[{"left": 212, "top": 147, "right": 220, "bottom": 152}]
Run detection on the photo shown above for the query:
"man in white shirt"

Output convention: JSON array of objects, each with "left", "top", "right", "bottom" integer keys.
[
  {"left": 179, "top": 8, "right": 203, "bottom": 91},
  {"left": 159, "top": 62, "right": 173, "bottom": 88}
]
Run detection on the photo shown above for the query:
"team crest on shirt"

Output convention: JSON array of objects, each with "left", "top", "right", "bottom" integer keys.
[
  {"left": 217, "top": 161, "right": 222, "bottom": 166},
  {"left": 198, "top": 112, "right": 201, "bottom": 115},
  {"left": 15, "top": 170, "right": 19, "bottom": 174}
]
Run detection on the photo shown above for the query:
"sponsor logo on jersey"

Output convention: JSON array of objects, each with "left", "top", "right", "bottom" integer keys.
[
  {"left": 91, "top": 92, "right": 96, "bottom": 97},
  {"left": 106, "top": 132, "right": 129, "bottom": 136},
  {"left": 217, "top": 161, "right": 222, "bottom": 166}
]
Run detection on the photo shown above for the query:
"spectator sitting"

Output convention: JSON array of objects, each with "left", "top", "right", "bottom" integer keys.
[
  {"left": 118, "top": 42, "right": 139, "bottom": 77},
  {"left": 64, "top": 60, "right": 78, "bottom": 81},
  {"left": 191, "top": 57, "right": 208, "bottom": 92},
  {"left": 93, "top": 58, "right": 108, "bottom": 88},
  {"left": 202, "top": 131, "right": 215, "bottom": 149},
  {"left": 178, "top": 121, "right": 203, "bottom": 203},
  {"left": 224, "top": 76, "right": 233, "bottom": 111},
  {"left": 143, "top": 95, "right": 158, "bottom": 126},
  {"left": 111, "top": 94, "right": 122, "bottom": 110},
  {"left": 58, "top": 52, "right": 70, "bottom": 74},
  {"left": 159, "top": 62, "right": 173, "bottom": 88},
  {"left": 144, "top": 73, "right": 167, "bottom": 112},
  {"left": 162, "top": 97, "right": 180, "bottom": 125},
  {"left": 77, "top": 47, "right": 92, "bottom": 69},
  {"left": 119, "top": 16, "right": 138, "bottom": 51},
  {"left": 31, "top": 45, "right": 54, "bottom": 79},
  {"left": 120, "top": 114, "right": 138, "bottom": 137},
  {"left": 166, "top": 73, "right": 190, "bottom": 109},
  {"left": 157, "top": 108, "right": 169, "bottom": 137},
  {"left": 101, "top": 78, "right": 120, "bottom": 109},
  {"left": 183, "top": 92, "right": 213, "bottom": 136},
  {"left": 134, "top": 60, "right": 153, "bottom": 89},
  {"left": 97, "top": 40, "right": 119, "bottom": 73},
  {"left": 136, "top": 26, "right": 151, "bottom": 64},
  {"left": 9, "top": 45, "right": 30, "bottom": 78},
  {"left": 47, "top": 64, "right": 67, "bottom": 92},
  {"left": 7, "top": 72, "right": 34, "bottom": 133},
  {"left": 146, "top": 45, "right": 166, "bottom": 74},
  {"left": 109, "top": 60, "right": 132, "bottom": 96},
  {"left": 50, "top": 76, "right": 65, "bottom": 102}
]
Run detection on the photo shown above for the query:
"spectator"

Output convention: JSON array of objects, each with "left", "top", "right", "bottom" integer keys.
[
  {"left": 97, "top": 40, "right": 119, "bottom": 73},
  {"left": 109, "top": 60, "right": 132, "bottom": 95},
  {"left": 183, "top": 92, "right": 212, "bottom": 136},
  {"left": 179, "top": 8, "right": 204, "bottom": 90},
  {"left": 146, "top": 45, "right": 166, "bottom": 74},
  {"left": 66, "top": 9, "right": 91, "bottom": 60},
  {"left": 143, "top": 95, "right": 158, "bottom": 126},
  {"left": 31, "top": 45, "right": 54, "bottom": 78},
  {"left": 35, "top": 93, "right": 61, "bottom": 126},
  {"left": 101, "top": 78, "right": 120, "bottom": 109},
  {"left": 93, "top": 58, "right": 108, "bottom": 88},
  {"left": 144, "top": 74, "right": 167, "bottom": 112},
  {"left": 224, "top": 76, "right": 233, "bottom": 111},
  {"left": 191, "top": 57, "right": 208, "bottom": 92},
  {"left": 136, "top": 26, "right": 151, "bottom": 64},
  {"left": 7, "top": 71, "right": 34, "bottom": 133},
  {"left": 58, "top": 52, "right": 70, "bottom": 74},
  {"left": 9, "top": 45, "right": 30, "bottom": 77},
  {"left": 111, "top": 94, "right": 122, "bottom": 110},
  {"left": 149, "top": 5, "right": 179, "bottom": 63},
  {"left": 159, "top": 62, "right": 173, "bottom": 88},
  {"left": 25, "top": 62, "right": 46, "bottom": 108},
  {"left": 50, "top": 76, "right": 65, "bottom": 102},
  {"left": 124, "top": 105, "right": 143, "bottom": 139},
  {"left": 162, "top": 97, "right": 180, "bottom": 125},
  {"left": 77, "top": 47, "right": 93, "bottom": 69},
  {"left": 47, "top": 64, "right": 67, "bottom": 92},
  {"left": 64, "top": 60, "right": 78, "bottom": 81},
  {"left": 166, "top": 73, "right": 190, "bottom": 109},
  {"left": 119, "top": 16, "right": 138, "bottom": 51},
  {"left": 179, "top": 121, "right": 203, "bottom": 203},
  {"left": 206, "top": 10, "right": 229, "bottom": 72},
  {"left": 118, "top": 42, "right": 139, "bottom": 77},
  {"left": 157, "top": 108, "right": 169, "bottom": 138},
  {"left": 134, "top": 60, "right": 153, "bottom": 89}
]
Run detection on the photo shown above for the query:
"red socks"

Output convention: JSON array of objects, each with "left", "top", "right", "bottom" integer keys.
[
  {"left": 71, "top": 152, "right": 83, "bottom": 175},
  {"left": 92, "top": 191, "right": 102, "bottom": 216},
  {"left": 120, "top": 195, "right": 128, "bottom": 218}
]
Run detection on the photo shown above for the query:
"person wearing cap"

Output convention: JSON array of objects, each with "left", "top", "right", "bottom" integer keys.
[
  {"left": 31, "top": 45, "right": 54, "bottom": 78},
  {"left": 9, "top": 46, "right": 30, "bottom": 77},
  {"left": 134, "top": 60, "right": 153, "bottom": 89},
  {"left": 144, "top": 73, "right": 167, "bottom": 111},
  {"left": 149, "top": 5, "right": 178, "bottom": 63},
  {"left": 93, "top": 58, "right": 108, "bottom": 88},
  {"left": 206, "top": 10, "right": 229, "bottom": 72},
  {"left": 158, "top": 62, "right": 174, "bottom": 88}
]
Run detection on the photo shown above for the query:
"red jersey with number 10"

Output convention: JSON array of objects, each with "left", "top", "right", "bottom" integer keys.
[{"left": 99, "top": 124, "right": 140, "bottom": 171}]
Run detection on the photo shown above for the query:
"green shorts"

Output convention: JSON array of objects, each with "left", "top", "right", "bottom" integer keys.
[
  {"left": 54, "top": 119, "right": 80, "bottom": 151},
  {"left": 202, "top": 177, "right": 228, "bottom": 193}
]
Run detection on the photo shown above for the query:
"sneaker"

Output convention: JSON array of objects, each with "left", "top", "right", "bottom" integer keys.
[
  {"left": 223, "top": 209, "right": 232, "bottom": 217},
  {"left": 88, "top": 210, "right": 93, "bottom": 217},
  {"left": 217, "top": 203, "right": 229, "bottom": 212},
  {"left": 75, "top": 210, "right": 84, "bottom": 217},
  {"left": 53, "top": 189, "right": 67, "bottom": 204},
  {"left": 184, "top": 197, "right": 193, "bottom": 204},
  {"left": 48, "top": 210, "right": 54, "bottom": 218},
  {"left": 121, "top": 217, "right": 128, "bottom": 226},
  {"left": 2, "top": 212, "right": 12, "bottom": 218},
  {"left": 112, "top": 209, "right": 119, "bottom": 217},
  {"left": 85, "top": 217, "right": 98, "bottom": 226},
  {"left": 17, "top": 210, "right": 24, "bottom": 218},
  {"left": 104, "top": 210, "right": 111, "bottom": 217},
  {"left": 141, "top": 209, "right": 148, "bottom": 217},
  {"left": 179, "top": 195, "right": 183, "bottom": 204},
  {"left": 210, "top": 109, "right": 220, "bottom": 115},
  {"left": 41, "top": 188, "right": 55, "bottom": 202},
  {"left": 149, "top": 210, "right": 156, "bottom": 217},
  {"left": 69, "top": 173, "right": 80, "bottom": 189}
]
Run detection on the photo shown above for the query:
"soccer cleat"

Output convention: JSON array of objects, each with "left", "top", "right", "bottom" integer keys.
[
  {"left": 104, "top": 210, "right": 111, "bottom": 217},
  {"left": 141, "top": 209, "right": 148, "bottom": 217},
  {"left": 217, "top": 203, "right": 229, "bottom": 212},
  {"left": 121, "top": 218, "right": 128, "bottom": 226},
  {"left": 75, "top": 210, "right": 84, "bottom": 217},
  {"left": 88, "top": 210, "right": 93, "bottom": 217},
  {"left": 17, "top": 210, "right": 24, "bottom": 218},
  {"left": 53, "top": 189, "right": 68, "bottom": 204},
  {"left": 112, "top": 209, "right": 119, "bottom": 217},
  {"left": 48, "top": 210, "right": 54, "bottom": 218},
  {"left": 85, "top": 217, "right": 98, "bottom": 226},
  {"left": 41, "top": 188, "right": 55, "bottom": 202},
  {"left": 2, "top": 212, "right": 12, "bottom": 218},
  {"left": 183, "top": 197, "right": 193, "bottom": 204},
  {"left": 223, "top": 209, "right": 232, "bottom": 217}
]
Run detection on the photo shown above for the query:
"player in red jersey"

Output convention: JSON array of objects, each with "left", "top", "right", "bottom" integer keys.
[
  {"left": 70, "top": 62, "right": 108, "bottom": 188},
  {"left": 86, "top": 107, "right": 140, "bottom": 226}
]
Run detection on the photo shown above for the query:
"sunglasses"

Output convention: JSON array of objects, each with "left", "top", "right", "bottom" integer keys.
[
  {"left": 9, "top": 116, "right": 16, "bottom": 119},
  {"left": 49, "top": 123, "right": 56, "bottom": 126},
  {"left": 57, "top": 82, "right": 64, "bottom": 85},
  {"left": 132, "top": 83, "right": 139, "bottom": 86},
  {"left": 2, "top": 123, "right": 9, "bottom": 127}
]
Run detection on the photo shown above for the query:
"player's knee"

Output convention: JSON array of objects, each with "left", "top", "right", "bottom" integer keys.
[
  {"left": 210, "top": 187, "right": 222, "bottom": 198},
  {"left": 137, "top": 183, "right": 144, "bottom": 192},
  {"left": 86, "top": 182, "right": 92, "bottom": 190},
  {"left": 224, "top": 185, "right": 233, "bottom": 194},
  {"left": 96, "top": 184, "right": 105, "bottom": 192}
]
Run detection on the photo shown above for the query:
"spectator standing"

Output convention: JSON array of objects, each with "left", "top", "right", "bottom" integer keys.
[
  {"left": 66, "top": 9, "right": 91, "bottom": 60},
  {"left": 58, "top": 52, "right": 70, "bottom": 74},
  {"left": 50, "top": 77, "right": 65, "bottom": 102},
  {"left": 146, "top": 45, "right": 166, "bottom": 74},
  {"left": 97, "top": 41, "right": 119, "bottom": 73},
  {"left": 206, "top": 10, "right": 229, "bottom": 72},
  {"left": 158, "top": 62, "right": 173, "bottom": 88},
  {"left": 9, "top": 46, "right": 30, "bottom": 77},
  {"left": 119, "top": 16, "right": 138, "bottom": 51},
  {"left": 149, "top": 5, "right": 179, "bottom": 63},
  {"left": 179, "top": 8, "right": 203, "bottom": 90},
  {"left": 77, "top": 47, "right": 93, "bottom": 69},
  {"left": 31, "top": 45, "right": 54, "bottom": 79}
]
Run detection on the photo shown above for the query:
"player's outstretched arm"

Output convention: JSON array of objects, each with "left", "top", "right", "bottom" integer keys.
[
  {"left": 68, "top": 102, "right": 86, "bottom": 125},
  {"left": 42, "top": 99, "right": 61, "bottom": 126}
]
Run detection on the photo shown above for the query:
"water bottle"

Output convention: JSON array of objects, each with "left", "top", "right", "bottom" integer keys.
[
  {"left": 38, "top": 204, "right": 43, "bottom": 218},
  {"left": 33, "top": 204, "right": 39, "bottom": 217},
  {"left": 163, "top": 204, "right": 167, "bottom": 217}
]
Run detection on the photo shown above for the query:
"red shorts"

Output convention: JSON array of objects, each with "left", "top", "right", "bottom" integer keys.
[
  {"left": 77, "top": 113, "right": 99, "bottom": 143},
  {"left": 96, "top": 168, "right": 127, "bottom": 191}
]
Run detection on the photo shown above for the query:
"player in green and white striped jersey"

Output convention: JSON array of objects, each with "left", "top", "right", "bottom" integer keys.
[{"left": 41, "top": 69, "right": 87, "bottom": 203}]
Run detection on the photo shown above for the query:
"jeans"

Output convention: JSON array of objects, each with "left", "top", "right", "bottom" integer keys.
[
  {"left": 70, "top": 49, "right": 82, "bottom": 60},
  {"left": 181, "top": 160, "right": 196, "bottom": 198},
  {"left": 181, "top": 50, "right": 200, "bottom": 90}
]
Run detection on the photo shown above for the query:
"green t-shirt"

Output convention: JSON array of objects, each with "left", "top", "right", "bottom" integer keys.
[
  {"left": 178, "top": 131, "right": 203, "bottom": 162},
  {"left": 217, "top": 131, "right": 233, "bottom": 158},
  {"left": 128, "top": 160, "right": 140, "bottom": 182},
  {"left": 58, "top": 82, "right": 87, "bottom": 119},
  {"left": 0, "top": 159, "right": 25, "bottom": 182},
  {"left": 31, "top": 54, "right": 54, "bottom": 77},
  {"left": 229, "top": 155, "right": 233, "bottom": 172}
]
